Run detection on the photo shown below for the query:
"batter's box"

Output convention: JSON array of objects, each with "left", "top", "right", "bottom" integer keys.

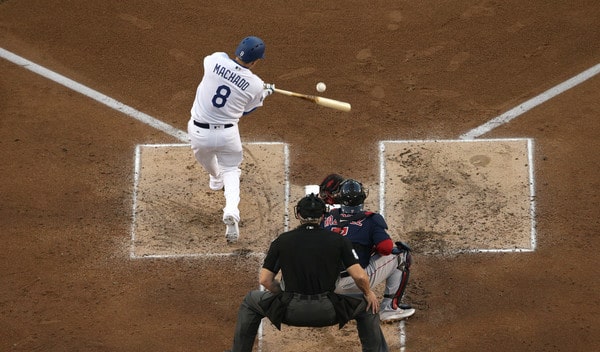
[
  {"left": 130, "top": 142, "right": 289, "bottom": 258},
  {"left": 380, "top": 138, "right": 536, "bottom": 254}
]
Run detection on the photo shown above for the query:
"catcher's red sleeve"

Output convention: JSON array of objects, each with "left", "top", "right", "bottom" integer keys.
[{"left": 375, "top": 238, "right": 394, "bottom": 255}]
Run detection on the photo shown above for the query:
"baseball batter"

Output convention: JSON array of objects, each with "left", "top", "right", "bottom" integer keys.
[{"left": 187, "top": 36, "right": 275, "bottom": 243}]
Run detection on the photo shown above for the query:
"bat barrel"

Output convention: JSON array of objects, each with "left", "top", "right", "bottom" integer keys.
[
  {"left": 315, "top": 97, "right": 351, "bottom": 112},
  {"left": 273, "top": 88, "right": 351, "bottom": 112}
]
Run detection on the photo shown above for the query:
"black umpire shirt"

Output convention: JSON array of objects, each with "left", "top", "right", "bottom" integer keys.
[{"left": 263, "top": 223, "right": 360, "bottom": 295}]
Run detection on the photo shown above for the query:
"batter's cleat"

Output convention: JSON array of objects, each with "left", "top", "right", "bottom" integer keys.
[
  {"left": 223, "top": 215, "right": 239, "bottom": 243},
  {"left": 379, "top": 306, "right": 415, "bottom": 323},
  {"left": 209, "top": 174, "right": 224, "bottom": 191}
]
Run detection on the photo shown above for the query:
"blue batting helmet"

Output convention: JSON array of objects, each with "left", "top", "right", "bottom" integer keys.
[{"left": 235, "top": 36, "right": 266, "bottom": 63}]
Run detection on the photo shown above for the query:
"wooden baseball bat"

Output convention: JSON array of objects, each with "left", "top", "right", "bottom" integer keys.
[{"left": 273, "top": 88, "right": 351, "bottom": 112}]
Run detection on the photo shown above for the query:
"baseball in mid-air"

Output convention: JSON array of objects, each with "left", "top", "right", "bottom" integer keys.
[{"left": 316, "top": 82, "right": 327, "bottom": 93}]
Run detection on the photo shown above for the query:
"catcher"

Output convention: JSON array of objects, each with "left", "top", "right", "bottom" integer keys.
[{"left": 319, "top": 175, "right": 416, "bottom": 323}]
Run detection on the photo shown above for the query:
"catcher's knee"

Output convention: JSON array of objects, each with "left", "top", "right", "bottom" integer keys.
[
  {"left": 395, "top": 241, "right": 411, "bottom": 252},
  {"left": 394, "top": 241, "right": 412, "bottom": 270}
]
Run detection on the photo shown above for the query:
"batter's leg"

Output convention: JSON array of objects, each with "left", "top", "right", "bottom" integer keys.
[
  {"left": 191, "top": 147, "right": 220, "bottom": 178},
  {"left": 215, "top": 126, "right": 243, "bottom": 222},
  {"left": 187, "top": 119, "right": 221, "bottom": 178},
  {"left": 222, "top": 166, "right": 241, "bottom": 221}
]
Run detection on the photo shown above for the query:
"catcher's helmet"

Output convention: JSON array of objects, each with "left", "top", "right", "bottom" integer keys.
[
  {"left": 235, "top": 36, "right": 265, "bottom": 63},
  {"left": 295, "top": 193, "right": 326, "bottom": 220},
  {"left": 319, "top": 173, "right": 345, "bottom": 205},
  {"left": 338, "top": 179, "right": 367, "bottom": 213}
]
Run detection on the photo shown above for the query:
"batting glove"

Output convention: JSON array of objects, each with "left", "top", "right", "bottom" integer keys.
[{"left": 263, "top": 83, "right": 275, "bottom": 98}]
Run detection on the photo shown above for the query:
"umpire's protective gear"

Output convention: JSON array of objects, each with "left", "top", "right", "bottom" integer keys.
[{"left": 296, "top": 193, "right": 326, "bottom": 219}]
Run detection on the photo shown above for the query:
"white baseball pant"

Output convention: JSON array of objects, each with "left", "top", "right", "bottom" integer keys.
[{"left": 188, "top": 119, "right": 242, "bottom": 221}]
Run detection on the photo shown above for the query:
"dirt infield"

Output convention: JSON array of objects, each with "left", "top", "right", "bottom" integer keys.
[
  {"left": 131, "top": 143, "right": 288, "bottom": 258},
  {"left": 1, "top": 1, "right": 599, "bottom": 351}
]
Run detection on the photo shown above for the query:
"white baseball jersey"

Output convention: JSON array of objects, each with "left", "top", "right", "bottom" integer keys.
[{"left": 190, "top": 52, "right": 265, "bottom": 124}]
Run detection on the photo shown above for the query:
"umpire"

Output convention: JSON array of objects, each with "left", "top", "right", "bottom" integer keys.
[{"left": 226, "top": 194, "right": 388, "bottom": 352}]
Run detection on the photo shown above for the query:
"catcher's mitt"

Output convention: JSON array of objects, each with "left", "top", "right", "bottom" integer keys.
[{"left": 319, "top": 173, "right": 345, "bottom": 205}]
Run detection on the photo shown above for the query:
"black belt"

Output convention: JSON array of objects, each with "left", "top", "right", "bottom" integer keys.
[
  {"left": 340, "top": 271, "right": 350, "bottom": 278},
  {"left": 193, "top": 120, "right": 233, "bottom": 129},
  {"left": 291, "top": 292, "right": 330, "bottom": 300}
]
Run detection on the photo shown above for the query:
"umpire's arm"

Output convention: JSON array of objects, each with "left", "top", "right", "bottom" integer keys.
[
  {"left": 346, "top": 264, "right": 380, "bottom": 313},
  {"left": 259, "top": 268, "right": 282, "bottom": 294}
]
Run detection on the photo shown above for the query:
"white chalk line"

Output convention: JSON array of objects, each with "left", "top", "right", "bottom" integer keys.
[
  {"left": 460, "top": 63, "right": 600, "bottom": 140},
  {"left": 0, "top": 47, "right": 188, "bottom": 142},
  {"left": 526, "top": 138, "right": 537, "bottom": 251}
]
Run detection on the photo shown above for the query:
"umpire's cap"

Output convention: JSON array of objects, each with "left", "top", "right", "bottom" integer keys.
[{"left": 296, "top": 193, "right": 326, "bottom": 219}]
